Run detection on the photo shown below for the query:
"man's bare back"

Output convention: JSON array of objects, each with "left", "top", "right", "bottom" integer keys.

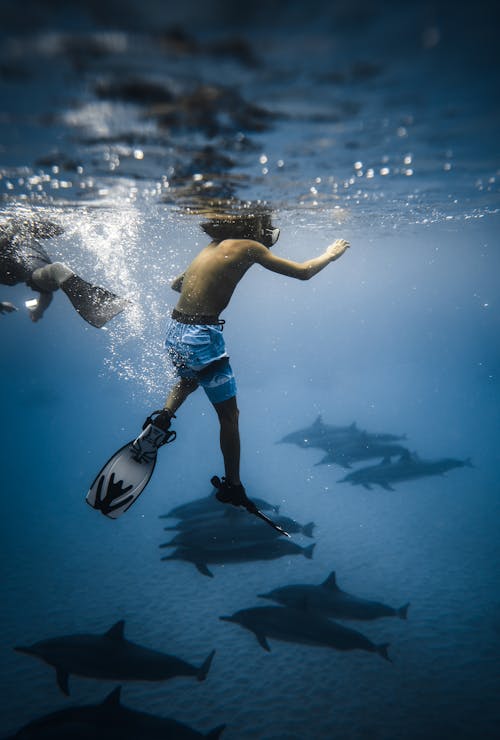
[{"left": 173, "top": 237, "right": 350, "bottom": 317}]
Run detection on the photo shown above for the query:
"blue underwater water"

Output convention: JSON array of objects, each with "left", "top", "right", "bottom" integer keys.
[{"left": 1, "top": 1, "right": 499, "bottom": 738}]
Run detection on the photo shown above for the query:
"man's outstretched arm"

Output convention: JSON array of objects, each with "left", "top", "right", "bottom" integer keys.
[{"left": 246, "top": 238, "right": 350, "bottom": 280}]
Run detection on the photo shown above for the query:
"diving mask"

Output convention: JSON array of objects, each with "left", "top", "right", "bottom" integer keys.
[{"left": 261, "top": 227, "right": 280, "bottom": 248}]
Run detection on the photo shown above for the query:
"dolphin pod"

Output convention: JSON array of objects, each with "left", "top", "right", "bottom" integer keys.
[
  {"left": 259, "top": 570, "right": 410, "bottom": 621},
  {"left": 220, "top": 606, "right": 391, "bottom": 661},
  {"left": 14, "top": 620, "right": 215, "bottom": 695},
  {"left": 3, "top": 686, "right": 226, "bottom": 739},
  {"left": 280, "top": 415, "right": 472, "bottom": 491},
  {"left": 159, "top": 489, "right": 316, "bottom": 577}
]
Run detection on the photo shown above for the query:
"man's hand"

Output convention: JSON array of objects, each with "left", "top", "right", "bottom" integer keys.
[{"left": 326, "top": 239, "right": 350, "bottom": 261}]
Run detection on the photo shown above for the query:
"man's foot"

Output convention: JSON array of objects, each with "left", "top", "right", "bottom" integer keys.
[
  {"left": 211, "top": 476, "right": 249, "bottom": 507},
  {"left": 142, "top": 408, "right": 175, "bottom": 432}
]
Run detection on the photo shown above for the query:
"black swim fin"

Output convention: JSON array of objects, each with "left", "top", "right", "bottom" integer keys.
[{"left": 61, "top": 274, "right": 128, "bottom": 328}]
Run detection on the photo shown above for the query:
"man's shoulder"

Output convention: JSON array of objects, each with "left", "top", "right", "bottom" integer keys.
[{"left": 219, "top": 237, "right": 266, "bottom": 253}]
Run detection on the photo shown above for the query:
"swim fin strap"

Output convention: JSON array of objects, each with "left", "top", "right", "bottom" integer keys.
[{"left": 61, "top": 274, "right": 127, "bottom": 328}]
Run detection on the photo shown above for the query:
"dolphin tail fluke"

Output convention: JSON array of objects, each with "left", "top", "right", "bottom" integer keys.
[
  {"left": 206, "top": 724, "right": 227, "bottom": 739},
  {"left": 464, "top": 457, "right": 474, "bottom": 468},
  {"left": 197, "top": 649, "right": 216, "bottom": 681},
  {"left": 397, "top": 603, "right": 410, "bottom": 620},
  {"left": 302, "top": 522, "right": 316, "bottom": 538},
  {"left": 303, "top": 543, "right": 316, "bottom": 560},
  {"left": 376, "top": 643, "right": 391, "bottom": 662}
]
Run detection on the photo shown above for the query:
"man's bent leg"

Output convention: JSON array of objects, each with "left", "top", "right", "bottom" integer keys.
[{"left": 213, "top": 396, "right": 241, "bottom": 486}]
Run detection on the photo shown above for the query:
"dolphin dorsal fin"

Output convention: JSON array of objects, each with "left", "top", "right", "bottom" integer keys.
[
  {"left": 379, "top": 457, "right": 391, "bottom": 466},
  {"left": 102, "top": 687, "right": 122, "bottom": 707},
  {"left": 105, "top": 620, "right": 125, "bottom": 641},
  {"left": 322, "top": 571, "right": 338, "bottom": 590},
  {"left": 206, "top": 725, "right": 227, "bottom": 740},
  {"left": 313, "top": 415, "right": 323, "bottom": 428}
]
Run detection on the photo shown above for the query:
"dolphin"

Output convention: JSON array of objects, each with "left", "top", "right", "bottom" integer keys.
[
  {"left": 161, "top": 511, "right": 315, "bottom": 546},
  {"left": 3, "top": 686, "right": 225, "bottom": 739},
  {"left": 338, "top": 451, "right": 473, "bottom": 490},
  {"left": 278, "top": 415, "right": 362, "bottom": 450},
  {"left": 259, "top": 571, "right": 409, "bottom": 621},
  {"left": 162, "top": 541, "right": 315, "bottom": 577},
  {"left": 160, "top": 491, "right": 279, "bottom": 520},
  {"left": 162, "top": 525, "right": 277, "bottom": 549},
  {"left": 315, "top": 439, "right": 409, "bottom": 469},
  {"left": 220, "top": 606, "right": 390, "bottom": 661},
  {"left": 14, "top": 621, "right": 215, "bottom": 695}
]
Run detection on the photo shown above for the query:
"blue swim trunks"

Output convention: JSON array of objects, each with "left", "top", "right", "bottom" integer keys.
[{"left": 165, "top": 317, "right": 237, "bottom": 404}]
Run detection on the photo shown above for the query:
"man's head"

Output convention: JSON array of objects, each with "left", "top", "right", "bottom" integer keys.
[{"left": 201, "top": 209, "right": 280, "bottom": 248}]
